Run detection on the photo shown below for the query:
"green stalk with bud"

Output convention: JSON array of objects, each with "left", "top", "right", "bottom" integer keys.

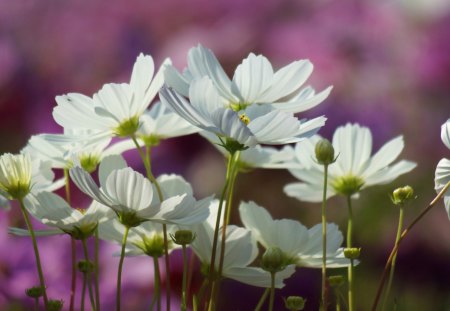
[{"left": 315, "top": 138, "right": 336, "bottom": 310}]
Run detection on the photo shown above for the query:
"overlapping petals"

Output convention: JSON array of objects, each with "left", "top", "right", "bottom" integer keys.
[
  {"left": 435, "top": 119, "right": 450, "bottom": 216},
  {"left": 160, "top": 76, "right": 326, "bottom": 147},
  {"left": 165, "top": 44, "right": 332, "bottom": 114},
  {"left": 239, "top": 201, "right": 350, "bottom": 268},
  {"left": 284, "top": 123, "right": 417, "bottom": 202},
  {"left": 190, "top": 203, "right": 295, "bottom": 288}
]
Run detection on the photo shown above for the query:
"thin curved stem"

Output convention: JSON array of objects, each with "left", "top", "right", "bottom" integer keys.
[
  {"left": 268, "top": 272, "right": 276, "bottom": 311},
  {"left": 346, "top": 195, "right": 354, "bottom": 311},
  {"left": 371, "top": 181, "right": 450, "bottom": 311},
  {"left": 181, "top": 245, "right": 188, "bottom": 311},
  {"left": 116, "top": 226, "right": 130, "bottom": 311},
  {"left": 94, "top": 228, "right": 101, "bottom": 311},
  {"left": 64, "top": 168, "right": 77, "bottom": 311},
  {"left": 81, "top": 271, "right": 87, "bottom": 311},
  {"left": 254, "top": 288, "right": 270, "bottom": 311},
  {"left": 81, "top": 239, "right": 96, "bottom": 311},
  {"left": 216, "top": 152, "right": 240, "bottom": 293},
  {"left": 381, "top": 206, "right": 404, "bottom": 311},
  {"left": 153, "top": 257, "right": 162, "bottom": 311},
  {"left": 132, "top": 137, "right": 171, "bottom": 311},
  {"left": 321, "top": 164, "right": 329, "bottom": 309},
  {"left": 207, "top": 153, "right": 235, "bottom": 310},
  {"left": 18, "top": 198, "right": 49, "bottom": 309}
]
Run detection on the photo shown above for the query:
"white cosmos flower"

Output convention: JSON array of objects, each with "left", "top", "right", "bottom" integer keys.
[
  {"left": 102, "top": 101, "right": 202, "bottom": 154},
  {"left": 98, "top": 219, "right": 180, "bottom": 257},
  {"left": 70, "top": 155, "right": 210, "bottom": 227},
  {"left": 10, "top": 192, "right": 112, "bottom": 239},
  {"left": 239, "top": 201, "right": 350, "bottom": 268},
  {"left": 24, "top": 129, "right": 111, "bottom": 171},
  {"left": 53, "top": 54, "right": 170, "bottom": 138},
  {"left": 160, "top": 76, "right": 326, "bottom": 149},
  {"left": 284, "top": 123, "right": 417, "bottom": 202},
  {"left": 0, "top": 152, "right": 65, "bottom": 208},
  {"left": 435, "top": 119, "right": 450, "bottom": 216},
  {"left": 190, "top": 202, "right": 295, "bottom": 288},
  {"left": 164, "top": 44, "right": 332, "bottom": 114},
  {"left": 0, "top": 153, "right": 32, "bottom": 200}
]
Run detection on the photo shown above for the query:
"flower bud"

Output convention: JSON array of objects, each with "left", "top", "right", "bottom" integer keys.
[
  {"left": 344, "top": 247, "right": 361, "bottom": 260},
  {"left": 171, "top": 230, "right": 196, "bottom": 245},
  {"left": 315, "top": 139, "right": 335, "bottom": 165},
  {"left": 284, "top": 296, "right": 306, "bottom": 310},
  {"left": 25, "top": 286, "right": 44, "bottom": 298},
  {"left": 48, "top": 299, "right": 64, "bottom": 311},
  {"left": 261, "top": 247, "right": 286, "bottom": 273},
  {"left": 392, "top": 185, "right": 415, "bottom": 205},
  {"left": 328, "top": 275, "right": 345, "bottom": 288},
  {"left": 77, "top": 260, "right": 94, "bottom": 274}
]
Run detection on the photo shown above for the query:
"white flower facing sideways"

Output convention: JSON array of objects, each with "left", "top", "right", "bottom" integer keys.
[
  {"left": 10, "top": 192, "right": 112, "bottom": 239},
  {"left": 284, "top": 123, "right": 417, "bottom": 202},
  {"left": 164, "top": 44, "right": 332, "bottom": 114},
  {"left": 70, "top": 155, "right": 211, "bottom": 228},
  {"left": 53, "top": 53, "right": 170, "bottom": 138},
  {"left": 239, "top": 201, "right": 350, "bottom": 268},
  {"left": 24, "top": 129, "right": 112, "bottom": 172},
  {"left": 190, "top": 201, "right": 295, "bottom": 288},
  {"left": 98, "top": 219, "right": 180, "bottom": 257},
  {"left": 0, "top": 152, "right": 64, "bottom": 208},
  {"left": 160, "top": 76, "right": 326, "bottom": 150},
  {"left": 435, "top": 118, "right": 450, "bottom": 216}
]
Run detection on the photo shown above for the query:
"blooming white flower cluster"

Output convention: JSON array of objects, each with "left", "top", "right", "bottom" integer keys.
[{"left": 1, "top": 44, "right": 439, "bottom": 311}]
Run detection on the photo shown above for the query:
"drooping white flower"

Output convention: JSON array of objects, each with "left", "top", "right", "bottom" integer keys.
[
  {"left": 160, "top": 76, "right": 326, "bottom": 150},
  {"left": 239, "top": 201, "right": 350, "bottom": 268},
  {"left": 69, "top": 155, "right": 210, "bottom": 227},
  {"left": 190, "top": 202, "right": 295, "bottom": 288},
  {"left": 435, "top": 119, "right": 450, "bottom": 216},
  {"left": 284, "top": 123, "right": 417, "bottom": 202},
  {"left": 165, "top": 44, "right": 332, "bottom": 114},
  {"left": 53, "top": 54, "right": 170, "bottom": 138},
  {"left": 10, "top": 192, "right": 112, "bottom": 239}
]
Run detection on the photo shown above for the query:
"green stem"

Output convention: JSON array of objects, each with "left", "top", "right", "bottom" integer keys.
[
  {"left": 346, "top": 195, "right": 354, "bottom": 311},
  {"left": 381, "top": 206, "right": 404, "bottom": 311},
  {"left": 321, "top": 164, "right": 329, "bottom": 310},
  {"left": 215, "top": 152, "right": 240, "bottom": 301},
  {"left": 64, "top": 168, "right": 77, "bottom": 311},
  {"left": 18, "top": 198, "right": 49, "bottom": 309},
  {"left": 181, "top": 245, "right": 188, "bottom": 311},
  {"left": 132, "top": 137, "right": 170, "bottom": 311},
  {"left": 81, "top": 271, "right": 87, "bottom": 311},
  {"left": 371, "top": 182, "right": 450, "bottom": 311},
  {"left": 207, "top": 153, "right": 234, "bottom": 309},
  {"left": 254, "top": 288, "right": 270, "bottom": 311},
  {"left": 195, "top": 278, "right": 209, "bottom": 310},
  {"left": 94, "top": 228, "right": 101, "bottom": 311},
  {"left": 81, "top": 239, "right": 96, "bottom": 311},
  {"left": 34, "top": 297, "right": 39, "bottom": 311},
  {"left": 153, "top": 257, "right": 162, "bottom": 311},
  {"left": 335, "top": 288, "right": 341, "bottom": 311},
  {"left": 116, "top": 226, "right": 130, "bottom": 311},
  {"left": 268, "top": 272, "right": 276, "bottom": 311}
]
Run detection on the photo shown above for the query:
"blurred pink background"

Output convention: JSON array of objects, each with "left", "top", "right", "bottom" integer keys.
[{"left": 1, "top": 1, "right": 450, "bottom": 310}]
